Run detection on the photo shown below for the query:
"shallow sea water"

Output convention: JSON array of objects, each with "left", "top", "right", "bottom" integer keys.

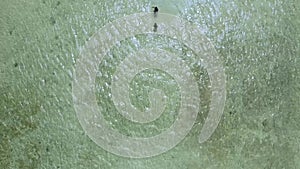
[{"left": 1, "top": 0, "right": 300, "bottom": 168}]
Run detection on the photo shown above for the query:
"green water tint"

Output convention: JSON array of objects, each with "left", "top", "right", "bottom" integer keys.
[
  {"left": 1, "top": 0, "right": 299, "bottom": 168},
  {"left": 72, "top": 12, "right": 224, "bottom": 158},
  {"left": 95, "top": 34, "right": 210, "bottom": 138}
]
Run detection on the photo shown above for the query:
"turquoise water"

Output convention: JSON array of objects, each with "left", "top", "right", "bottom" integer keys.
[{"left": 1, "top": 0, "right": 300, "bottom": 168}]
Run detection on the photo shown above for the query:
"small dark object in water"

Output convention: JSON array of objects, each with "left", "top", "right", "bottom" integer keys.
[
  {"left": 153, "top": 23, "right": 158, "bottom": 32},
  {"left": 152, "top": 6, "right": 159, "bottom": 13}
]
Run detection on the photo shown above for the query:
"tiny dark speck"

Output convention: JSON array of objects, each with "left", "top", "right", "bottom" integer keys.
[
  {"left": 9, "top": 30, "right": 13, "bottom": 35},
  {"left": 14, "top": 63, "right": 18, "bottom": 67},
  {"left": 229, "top": 110, "right": 236, "bottom": 115},
  {"left": 56, "top": 1, "right": 61, "bottom": 6},
  {"left": 46, "top": 147, "right": 49, "bottom": 152},
  {"left": 262, "top": 119, "right": 268, "bottom": 127},
  {"left": 153, "top": 23, "right": 158, "bottom": 32},
  {"left": 50, "top": 17, "right": 56, "bottom": 25}
]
